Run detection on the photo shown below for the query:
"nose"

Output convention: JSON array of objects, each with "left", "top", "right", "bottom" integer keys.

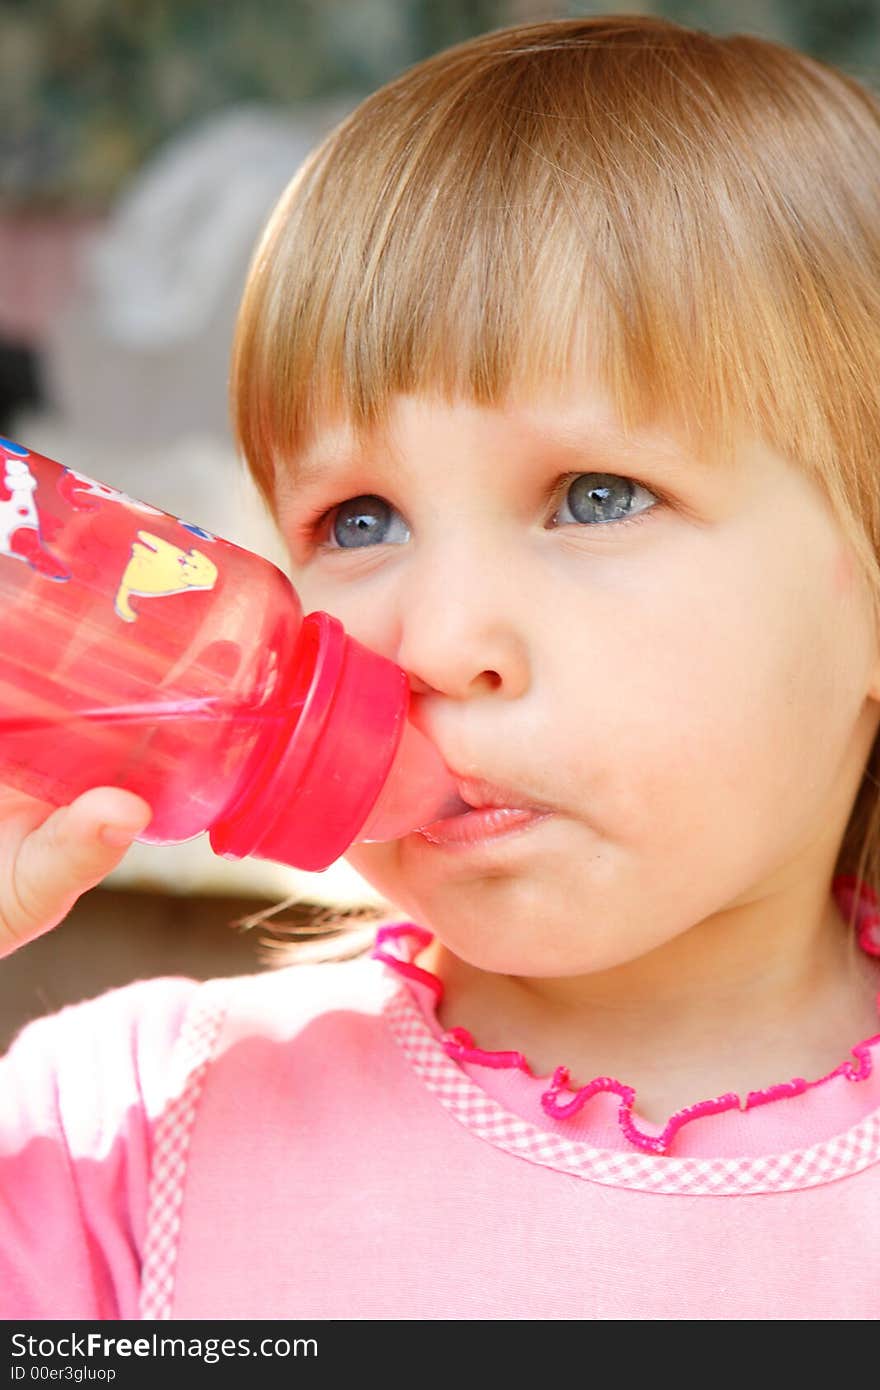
[{"left": 394, "top": 543, "right": 532, "bottom": 702}]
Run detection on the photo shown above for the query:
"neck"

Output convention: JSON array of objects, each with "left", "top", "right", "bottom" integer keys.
[{"left": 415, "top": 886, "right": 880, "bottom": 1124}]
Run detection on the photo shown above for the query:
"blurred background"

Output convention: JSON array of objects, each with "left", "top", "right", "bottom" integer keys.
[{"left": 1, "top": 0, "right": 878, "bottom": 1047}]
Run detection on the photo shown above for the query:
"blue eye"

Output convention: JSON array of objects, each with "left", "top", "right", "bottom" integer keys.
[
  {"left": 328, "top": 495, "right": 410, "bottom": 548},
  {"left": 310, "top": 473, "right": 660, "bottom": 551},
  {"left": 554, "top": 473, "right": 659, "bottom": 530}
]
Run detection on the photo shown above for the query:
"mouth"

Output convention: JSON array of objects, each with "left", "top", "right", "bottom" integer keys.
[
  {"left": 413, "top": 772, "right": 556, "bottom": 849},
  {"left": 452, "top": 774, "right": 554, "bottom": 814}
]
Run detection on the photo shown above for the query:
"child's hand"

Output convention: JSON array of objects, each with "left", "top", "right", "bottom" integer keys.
[{"left": 0, "top": 785, "right": 153, "bottom": 959}]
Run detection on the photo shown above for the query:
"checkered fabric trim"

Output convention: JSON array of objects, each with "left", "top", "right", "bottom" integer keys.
[
  {"left": 382, "top": 984, "right": 880, "bottom": 1195},
  {"left": 138, "top": 980, "right": 230, "bottom": 1319}
]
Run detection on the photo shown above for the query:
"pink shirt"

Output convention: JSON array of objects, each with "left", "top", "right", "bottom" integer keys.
[{"left": 2, "top": 915, "right": 880, "bottom": 1320}]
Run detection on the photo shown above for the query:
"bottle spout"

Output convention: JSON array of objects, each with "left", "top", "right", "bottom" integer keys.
[{"left": 356, "top": 718, "right": 467, "bottom": 843}]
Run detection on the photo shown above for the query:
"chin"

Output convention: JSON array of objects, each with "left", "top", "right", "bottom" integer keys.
[
  {"left": 420, "top": 903, "right": 584, "bottom": 976},
  {"left": 342, "top": 845, "right": 650, "bottom": 975}
]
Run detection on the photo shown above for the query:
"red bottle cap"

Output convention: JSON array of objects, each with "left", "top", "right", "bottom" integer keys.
[{"left": 209, "top": 611, "right": 457, "bottom": 871}]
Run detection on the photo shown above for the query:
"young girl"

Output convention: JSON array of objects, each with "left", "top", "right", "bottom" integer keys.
[{"left": 3, "top": 14, "right": 880, "bottom": 1321}]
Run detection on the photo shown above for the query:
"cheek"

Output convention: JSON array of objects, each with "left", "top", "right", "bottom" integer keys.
[
  {"left": 548, "top": 537, "right": 850, "bottom": 851},
  {"left": 287, "top": 565, "right": 398, "bottom": 660},
  {"left": 537, "top": 561, "right": 740, "bottom": 819}
]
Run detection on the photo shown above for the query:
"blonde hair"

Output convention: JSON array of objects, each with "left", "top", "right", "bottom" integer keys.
[{"left": 229, "top": 13, "right": 880, "bottom": 960}]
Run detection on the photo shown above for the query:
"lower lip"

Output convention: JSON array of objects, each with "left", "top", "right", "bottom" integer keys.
[{"left": 413, "top": 806, "right": 553, "bottom": 848}]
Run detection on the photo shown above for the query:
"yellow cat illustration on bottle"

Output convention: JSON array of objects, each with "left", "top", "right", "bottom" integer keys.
[{"left": 114, "top": 530, "right": 218, "bottom": 623}]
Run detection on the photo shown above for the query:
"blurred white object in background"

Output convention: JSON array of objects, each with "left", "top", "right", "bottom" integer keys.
[
  {"left": 9, "top": 97, "right": 393, "bottom": 910},
  {"left": 42, "top": 98, "right": 356, "bottom": 448}
]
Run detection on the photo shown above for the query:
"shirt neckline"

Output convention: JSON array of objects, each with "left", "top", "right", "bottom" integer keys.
[{"left": 371, "top": 874, "right": 880, "bottom": 1191}]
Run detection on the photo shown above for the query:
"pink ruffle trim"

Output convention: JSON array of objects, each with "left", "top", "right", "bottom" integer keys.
[{"left": 372, "top": 873, "right": 880, "bottom": 1157}]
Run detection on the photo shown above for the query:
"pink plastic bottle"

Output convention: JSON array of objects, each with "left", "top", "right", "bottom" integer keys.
[{"left": 0, "top": 436, "right": 465, "bottom": 872}]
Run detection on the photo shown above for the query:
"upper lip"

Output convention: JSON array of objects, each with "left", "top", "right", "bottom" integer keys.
[{"left": 450, "top": 773, "right": 554, "bottom": 814}]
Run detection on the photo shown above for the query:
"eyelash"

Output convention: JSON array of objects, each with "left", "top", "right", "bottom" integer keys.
[{"left": 298, "top": 472, "right": 664, "bottom": 548}]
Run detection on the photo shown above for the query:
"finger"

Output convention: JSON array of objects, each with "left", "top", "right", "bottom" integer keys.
[{"left": 1, "top": 788, "right": 152, "bottom": 956}]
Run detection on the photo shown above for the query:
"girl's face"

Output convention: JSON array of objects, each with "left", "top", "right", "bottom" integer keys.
[{"left": 276, "top": 385, "right": 880, "bottom": 977}]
